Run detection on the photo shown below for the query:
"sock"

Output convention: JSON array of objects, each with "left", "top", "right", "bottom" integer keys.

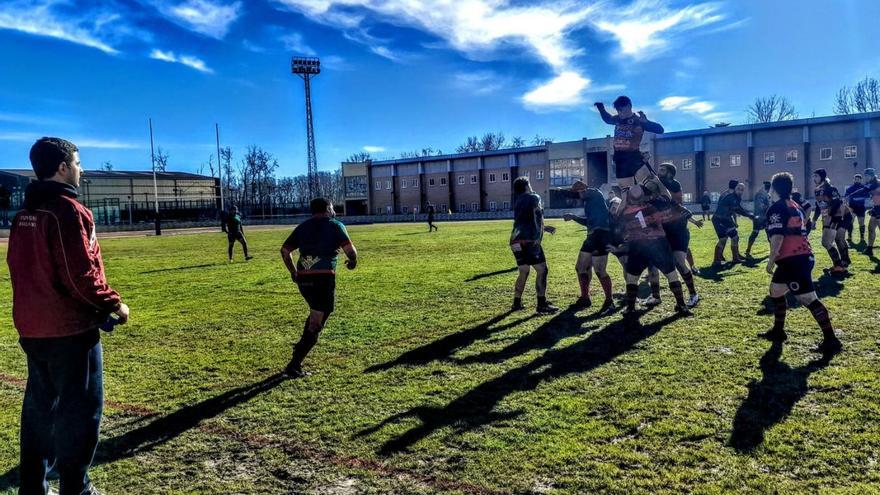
[
  {"left": 826, "top": 246, "right": 842, "bottom": 267},
  {"left": 682, "top": 271, "right": 697, "bottom": 297},
  {"left": 771, "top": 296, "right": 787, "bottom": 332},
  {"left": 599, "top": 275, "right": 613, "bottom": 303},
  {"left": 625, "top": 284, "right": 638, "bottom": 311},
  {"left": 537, "top": 296, "right": 547, "bottom": 306},
  {"left": 669, "top": 281, "right": 686, "bottom": 307},
  {"left": 806, "top": 299, "right": 835, "bottom": 339},
  {"left": 650, "top": 282, "right": 661, "bottom": 299},
  {"left": 292, "top": 322, "right": 319, "bottom": 366},
  {"left": 578, "top": 272, "right": 592, "bottom": 299}
]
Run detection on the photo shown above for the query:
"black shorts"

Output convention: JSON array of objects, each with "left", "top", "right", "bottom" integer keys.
[
  {"left": 701, "top": 205, "right": 711, "bottom": 212},
  {"left": 824, "top": 216, "right": 844, "bottom": 231},
  {"left": 297, "top": 274, "right": 336, "bottom": 314},
  {"left": 613, "top": 150, "right": 647, "bottom": 180},
  {"left": 842, "top": 212, "right": 854, "bottom": 229},
  {"left": 849, "top": 202, "right": 866, "bottom": 217},
  {"left": 870, "top": 206, "right": 880, "bottom": 219},
  {"left": 663, "top": 221, "right": 690, "bottom": 253},
  {"left": 511, "top": 242, "right": 546, "bottom": 266},
  {"left": 626, "top": 238, "right": 675, "bottom": 276},
  {"left": 712, "top": 217, "right": 738, "bottom": 239},
  {"left": 771, "top": 254, "right": 815, "bottom": 295},
  {"left": 228, "top": 232, "right": 245, "bottom": 243},
  {"left": 581, "top": 229, "right": 611, "bottom": 256},
  {"left": 752, "top": 216, "right": 767, "bottom": 232}
]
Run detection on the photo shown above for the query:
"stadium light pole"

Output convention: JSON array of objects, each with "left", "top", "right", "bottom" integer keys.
[
  {"left": 291, "top": 56, "right": 320, "bottom": 201},
  {"left": 215, "top": 123, "right": 225, "bottom": 211},
  {"left": 149, "top": 118, "right": 161, "bottom": 235}
]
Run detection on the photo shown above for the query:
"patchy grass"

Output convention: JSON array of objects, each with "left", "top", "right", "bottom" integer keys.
[{"left": 1, "top": 219, "right": 879, "bottom": 494}]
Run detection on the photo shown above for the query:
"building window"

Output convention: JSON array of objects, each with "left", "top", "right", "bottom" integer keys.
[
  {"left": 502, "top": 172, "right": 510, "bottom": 182},
  {"left": 386, "top": 206, "right": 392, "bottom": 214},
  {"left": 440, "top": 177, "right": 447, "bottom": 186},
  {"left": 522, "top": 171, "right": 530, "bottom": 179},
  {"left": 682, "top": 193, "right": 693, "bottom": 203},
  {"left": 536, "top": 169, "right": 544, "bottom": 180},
  {"left": 489, "top": 173, "right": 496, "bottom": 183},
  {"left": 385, "top": 180, "right": 391, "bottom": 190},
  {"left": 681, "top": 158, "right": 693, "bottom": 170},
  {"left": 730, "top": 154, "right": 742, "bottom": 167},
  {"left": 412, "top": 179, "right": 419, "bottom": 188},
  {"left": 375, "top": 180, "right": 381, "bottom": 190},
  {"left": 470, "top": 175, "right": 477, "bottom": 184},
  {"left": 401, "top": 180, "right": 407, "bottom": 189},
  {"left": 489, "top": 201, "right": 497, "bottom": 211},
  {"left": 549, "top": 158, "right": 585, "bottom": 187},
  {"left": 820, "top": 147, "right": 832, "bottom": 160},
  {"left": 786, "top": 150, "right": 798, "bottom": 162},
  {"left": 763, "top": 152, "right": 775, "bottom": 165},
  {"left": 377, "top": 207, "right": 383, "bottom": 215},
  {"left": 429, "top": 178, "right": 436, "bottom": 186},
  {"left": 459, "top": 203, "right": 466, "bottom": 212},
  {"left": 711, "top": 192, "right": 720, "bottom": 202},
  {"left": 458, "top": 176, "right": 465, "bottom": 185},
  {"left": 709, "top": 156, "right": 721, "bottom": 168},
  {"left": 439, "top": 203, "right": 447, "bottom": 212},
  {"left": 844, "top": 145, "right": 857, "bottom": 159},
  {"left": 471, "top": 202, "right": 479, "bottom": 211},
  {"left": 502, "top": 201, "right": 510, "bottom": 210}
]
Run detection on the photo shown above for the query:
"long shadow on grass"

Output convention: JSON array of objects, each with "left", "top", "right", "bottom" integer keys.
[
  {"left": 0, "top": 374, "right": 286, "bottom": 491},
  {"left": 141, "top": 263, "right": 217, "bottom": 274},
  {"left": 366, "top": 311, "right": 538, "bottom": 372},
  {"left": 464, "top": 267, "right": 518, "bottom": 282},
  {"left": 694, "top": 262, "right": 737, "bottom": 282},
  {"left": 358, "top": 312, "right": 684, "bottom": 455},
  {"left": 729, "top": 342, "right": 838, "bottom": 453}
]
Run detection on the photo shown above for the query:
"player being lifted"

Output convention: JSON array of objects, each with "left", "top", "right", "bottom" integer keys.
[
  {"left": 563, "top": 180, "right": 615, "bottom": 315},
  {"left": 759, "top": 172, "right": 841, "bottom": 354},
  {"left": 657, "top": 163, "right": 703, "bottom": 307},
  {"left": 711, "top": 181, "right": 755, "bottom": 266},
  {"left": 844, "top": 173, "right": 869, "bottom": 244},
  {"left": 811, "top": 169, "right": 850, "bottom": 274},
  {"left": 510, "top": 176, "right": 559, "bottom": 314},
  {"left": 280, "top": 198, "right": 357, "bottom": 378},
  {"left": 745, "top": 181, "right": 772, "bottom": 258},
  {"left": 863, "top": 168, "right": 880, "bottom": 256},
  {"left": 619, "top": 179, "right": 692, "bottom": 317}
]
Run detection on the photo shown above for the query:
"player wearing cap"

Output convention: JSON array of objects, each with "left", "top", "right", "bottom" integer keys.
[
  {"left": 563, "top": 180, "right": 615, "bottom": 315},
  {"left": 759, "top": 172, "right": 841, "bottom": 353},
  {"left": 510, "top": 177, "right": 559, "bottom": 314},
  {"left": 745, "top": 181, "right": 772, "bottom": 258},
  {"left": 712, "top": 180, "right": 755, "bottom": 266}
]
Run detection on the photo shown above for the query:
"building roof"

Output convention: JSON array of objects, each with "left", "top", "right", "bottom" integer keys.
[
  {"left": 0, "top": 169, "right": 215, "bottom": 180},
  {"left": 656, "top": 111, "right": 880, "bottom": 140},
  {"left": 363, "top": 145, "right": 548, "bottom": 167}
]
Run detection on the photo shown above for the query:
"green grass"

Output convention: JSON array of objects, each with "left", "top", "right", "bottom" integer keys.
[{"left": 1, "top": 220, "right": 879, "bottom": 494}]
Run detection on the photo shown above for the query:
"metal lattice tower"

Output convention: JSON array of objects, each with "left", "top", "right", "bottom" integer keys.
[{"left": 292, "top": 56, "right": 321, "bottom": 200}]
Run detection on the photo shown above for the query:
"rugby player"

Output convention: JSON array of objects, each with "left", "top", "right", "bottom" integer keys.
[
  {"left": 811, "top": 169, "right": 849, "bottom": 274},
  {"left": 655, "top": 163, "right": 703, "bottom": 307},
  {"left": 280, "top": 198, "right": 357, "bottom": 378},
  {"left": 844, "top": 173, "right": 869, "bottom": 243},
  {"left": 563, "top": 180, "right": 615, "bottom": 314},
  {"left": 745, "top": 181, "right": 772, "bottom": 258},
  {"left": 510, "top": 177, "right": 559, "bottom": 314},
  {"left": 792, "top": 191, "right": 812, "bottom": 232},
  {"left": 226, "top": 206, "right": 253, "bottom": 262},
  {"left": 712, "top": 181, "right": 755, "bottom": 266},
  {"left": 864, "top": 168, "right": 880, "bottom": 256},
  {"left": 426, "top": 202, "right": 438, "bottom": 232},
  {"left": 759, "top": 172, "right": 841, "bottom": 353},
  {"left": 700, "top": 191, "right": 712, "bottom": 221}
]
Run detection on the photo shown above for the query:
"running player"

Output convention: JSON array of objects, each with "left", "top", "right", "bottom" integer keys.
[
  {"left": 563, "top": 180, "right": 614, "bottom": 314},
  {"left": 811, "top": 169, "right": 849, "bottom": 274},
  {"left": 863, "top": 168, "right": 880, "bottom": 256},
  {"left": 655, "top": 163, "right": 703, "bottom": 307},
  {"left": 619, "top": 180, "right": 692, "bottom": 317},
  {"left": 759, "top": 172, "right": 841, "bottom": 353},
  {"left": 844, "top": 173, "right": 869, "bottom": 243},
  {"left": 226, "top": 206, "right": 253, "bottom": 261},
  {"left": 510, "top": 177, "right": 559, "bottom": 314},
  {"left": 712, "top": 181, "right": 755, "bottom": 266},
  {"left": 745, "top": 181, "right": 772, "bottom": 258},
  {"left": 426, "top": 202, "right": 438, "bottom": 232},
  {"left": 280, "top": 198, "right": 358, "bottom": 377}
]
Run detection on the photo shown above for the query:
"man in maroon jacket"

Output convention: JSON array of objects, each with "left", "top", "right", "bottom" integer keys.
[{"left": 7, "top": 137, "right": 130, "bottom": 495}]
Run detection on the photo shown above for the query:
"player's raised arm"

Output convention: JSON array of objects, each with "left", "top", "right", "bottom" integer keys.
[
  {"left": 638, "top": 111, "right": 664, "bottom": 134},
  {"left": 594, "top": 102, "right": 617, "bottom": 125}
]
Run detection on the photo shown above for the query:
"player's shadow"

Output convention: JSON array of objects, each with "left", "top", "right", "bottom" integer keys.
[
  {"left": 465, "top": 267, "right": 518, "bottom": 282},
  {"left": 0, "top": 374, "right": 286, "bottom": 491},
  {"left": 366, "top": 311, "right": 538, "bottom": 372},
  {"left": 141, "top": 263, "right": 217, "bottom": 274},
  {"left": 742, "top": 256, "right": 769, "bottom": 268},
  {"left": 729, "top": 341, "right": 838, "bottom": 453},
  {"left": 357, "top": 312, "right": 684, "bottom": 455},
  {"left": 814, "top": 271, "right": 847, "bottom": 299},
  {"left": 694, "top": 262, "right": 736, "bottom": 282}
]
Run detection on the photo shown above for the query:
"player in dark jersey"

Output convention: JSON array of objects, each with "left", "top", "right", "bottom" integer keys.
[
  {"left": 811, "top": 169, "right": 850, "bottom": 275},
  {"left": 563, "top": 180, "right": 614, "bottom": 315},
  {"left": 619, "top": 180, "right": 692, "bottom": 317},
  {"left": 426, "top": 202, "right": 438, "bottom": 232},
  {"left": 844, "top": 173, "right": 869, "bottom": 243},
  {"left": 791, "top": 191, "right": 812, "bottom": 230},
  {"left": 712, "top": 181, "right": 755, "bottom": 266},
  {"left": 280, "top": 198, "right": 358, "bottom": 377},
  {"left": 759, "top": 172, "right": 841, "bottom": 353},
  {"left": 700, "top": 191, "right": 712, "bottom": 221},
  {"left": 864, "top": 168, "right": 880, "bottom": 256},
  {"left": 655, "top": 163, "right": 703, "bottom": 307},
  {"left": 510, "top": 177, "right": 559, "bottom": 314},
  {"left": 225, "top": 206, "right": 253, "bottom": 262},
  {"left": 745, "top": 181, "right": 772, "bottom": 258}
]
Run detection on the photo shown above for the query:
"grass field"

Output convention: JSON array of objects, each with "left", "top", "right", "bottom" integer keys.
[{"left": 1, "top": 219, "right": 879, "bottom": 494}]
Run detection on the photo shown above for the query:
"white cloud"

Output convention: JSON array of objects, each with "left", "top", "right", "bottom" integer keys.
[
  {"left": 158, "top": 0, "right": 242, "bottom": 39},
  {"left": 279, "top": 31, "right": 316, "bottom": 55},
  {"left": 242, "top": 40, "right": 266, "bottom": 53},
  {"left": 659, "top": 95, "right": 731, "bottom": 122},
  {"left": 0, "top": 132, "right": 139, "bottom": 149},
  {"left": 322, "top": 54, "right": 351, "bottom": 70},
  {"left": 363, "top": 145, "right": 385, "bottom": 153},
  {"left": 522, "top": 71, "right": 590, "bottom": 110},
  {"left": 0, "top": 0, "right": 119, "bottom": 54},
  {"left": 149, "top": 49, "right": 214, "bottom": 73},
  {"left": 660, "top": 96, "right": 696, "bottom": 110},
  {"left": 453, "top": 71, "right": 504, "bottom": 96},
  {"left": 0, "top": 112, "right": 65, "bottom": 127}
]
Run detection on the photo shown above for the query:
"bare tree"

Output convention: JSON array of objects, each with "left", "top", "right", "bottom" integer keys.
[
  {"left": 220, "top": 147, "right": 234, "bottom": 204},
  {"left": 834, "top": 87, "right": 853, "bottom": 115},
  {"left": 479, "top": 132, "right": 505, "bottom": 151},
  {"left": 456, "top": 136, "right": 481, "bottom": 154},
  {"left": 100, "top": 161, "right": 113, "bottom": 171},
  {"left": 347, "top": 152, "right": 372, "bottom": 162},
  {"left": 154, "top": 147, "right": 169, "bottom": 172},
  {"left": 746, "top": 95, "right": 798, "bottom": 123},
  {"left": 836, "top": 77, "right": 880, "bottom": 114},
  {"left": 511, "top": 136, "right": 526, "bottom": 148},
  {"left": 531, "top": 134, "right": 554, "bottom": 146}
]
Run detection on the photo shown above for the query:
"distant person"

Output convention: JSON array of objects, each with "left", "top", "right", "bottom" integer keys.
[
  {"left": 7, "top": 137, "right": 130, "bottom": 495},
  {"left": 225, "top": 206, "right": 252, "bottom": 262},
  {"left": 426, "top": 202, "right": 438, "bottom": 232},
  {"left": 700, "top": 191, "right": 712, "bottom": 221},
  {"left": 712, "top": 181, "right": 754, "bottom": 266},
  {"left": 280, "top": 198, "right": 357, "bottom": 377},
  {"left": 811, "top": 169, "right": 849, "bottom": 274},
  {"left": 510, "top": 176, "right": 558, "bottom": 314},
  {"left": 745, "top": 181, "right": 772, "bottom": 258},
  {"left": 844, "top": 172, "right": 869, "bottom": 243}
]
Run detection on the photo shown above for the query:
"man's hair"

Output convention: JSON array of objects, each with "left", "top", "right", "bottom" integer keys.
[
  {"left": 659, "top": 162, "right": 677, "bottom": 178},
  {"left": 728, "top": 179, "right": 738, "bottom": 190},
  {"left": 310, "top": 197, "right": 331, "bottom": 214},
  {"left": 771, "top": 172, "right": 794, "bottom": 198},
  {"left": 613, "top": 96, "right": 632, "bottom": 109},
  {"left": 513, "top": 176, "right": 530, "bottom": 195},
  {"left": 763, "top": 180, "right": 771, "bottom": 190},
  {"left": 30, "top": 137, "right": 78, "bottom": 180},
  {"left": 854, "top": 174, "right": 863, "bottom": 179},
  {"left": 813, "top": 168, "right": 827, "bottom": 181}
]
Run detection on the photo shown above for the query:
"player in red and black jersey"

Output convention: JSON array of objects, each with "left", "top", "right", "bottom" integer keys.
[
  {"left": 618, "top": 180, "right": 692, "bottom": 317},
  {"left": 864, "top": 168, "right": 880, "bottom": 256},
  {"left": 656, "top": 163, "right": 704, "bottom": 307},
  {"left": 759, "top": 172, "right": 841, "bottom": 353},
  {"left": 811, "top": 169, "right": 850, "bottom": 274}
]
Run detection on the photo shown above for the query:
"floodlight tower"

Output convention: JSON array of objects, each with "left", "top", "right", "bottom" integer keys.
[{"left": 291, "top": 56, "right": 321, "bottom": 201}]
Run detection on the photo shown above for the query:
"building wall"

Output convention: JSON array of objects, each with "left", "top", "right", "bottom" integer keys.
[{"left": 396, "top": 174, "right": 422, "bottom": 213}]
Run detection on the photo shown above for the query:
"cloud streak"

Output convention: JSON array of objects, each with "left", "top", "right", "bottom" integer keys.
[
  {"left": 0, "top": 132, "right": 140, "bottom": 149},
  {"left": 659, "top": 95, "right": 732, "bottom": 122},
  {"left": 154, "top": 0, "right": 242, "bottom": 39},
  {"left": 0, "top": 0, "right": 120, "bottom": 54},
  {"left": 149, "top": 49, "right": 214, "bottom": 73}
]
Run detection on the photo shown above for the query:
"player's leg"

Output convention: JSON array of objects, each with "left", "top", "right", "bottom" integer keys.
[
  {"left": 288, "top": 276, "right": 336, "bottom": 376},
  {"left": 513, "top": 264, "right": 530, "bottom": 311},
  {"left": 238, "top": 235, "right": 253, "bottom": 260},
  {"left": 758, "top": 281, "right": 790, "bottom": 341},
  {"left": 686, "top": 248, "right": 697, "bottom": 272},
  {"left": 575, "top": 250, "right": 593, "bottom": 308},
  {"left": 856, "top": 208, "right": 865, "bottom": 243},
  {"left": 18, "top": 350, "right": 56, "bottom": 494},
  {"left": 821, "top": 225, "right": 843, "bottom": 270},
  {"left": 712, "top": 218, "right": 728, "bottom": 265},
  {"left": 673, "top": 250, "right": 699, "bottom": 306},
  {"left": 227, "top": 238, "right": 234, "bottom": 261},
  {"left": 642, "top": 266, "right": 662, "bottom": 307},
  {"left": 793, "top": 290, "right": 841, "bottom": 353},
  {"left": 622, "top": 246, "right": 647, "bottom": 315},
  {"left": 868, "top": 213, "right": 879, "bottom": 255},
  {"left": 288, "top": 309, "right": 326, "bottom": 376},
  {"left": 730, "top": 230, "right": 744, "bottom": 263},
  {"left": 592, "top": 254, "right": 614, "bottom": 314},
  {"left": 533, "top": 261, "right": 558, "bottom": 314},
  {"left": 653, "top": 240, "right": 688, "bottom": 313},
  {"left": 745, "top": 219, "right": 761, "bottom": 257},
  {"left": 835, "top": 226, "right": 850, "bottom": 268}
]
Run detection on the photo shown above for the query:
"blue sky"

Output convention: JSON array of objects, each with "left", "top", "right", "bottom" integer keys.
[{"left": 0, "top": 0, "right": 877, "bottom": 176}]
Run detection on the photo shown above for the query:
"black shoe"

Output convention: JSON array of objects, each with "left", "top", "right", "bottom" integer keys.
[
  {"left": 245, "top": 255, "right": 254, "bottom": 260},
  {"left": 757, "top": 329, "right": 787, "bottom": 342},
  {"left": 536, "top": 302, "right": 560, "bottom": 314},
  {"left": 572, "top": 297, "right": 592, "bottom": 309},
  {"left": 867, "top": 247, "right": 874, "bottom": 256},
  {"left": 284, "top": 361, "right": 310, "bottom": 378},
  {"left": 597, "top": 300, "right": 616, "bottom": 316},
  {"left": 511, "top": 300, "right": 524, "bottom": 311},
  {"left": 810, "top": 337, "right": 842, "bottom": 354},
  {"left": 674, "top": 304, "right": 693, "bottom": 316}
]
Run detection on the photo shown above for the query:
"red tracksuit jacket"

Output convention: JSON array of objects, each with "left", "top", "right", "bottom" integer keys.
[{"left": 7, "top": 180, "right": 121, "bottom": 339}]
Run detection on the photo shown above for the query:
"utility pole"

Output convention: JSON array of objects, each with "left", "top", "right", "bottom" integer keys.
[
  {"left": 291, "top": 56, "right": 321, "bottom": 200},
  {"left": 149, "top": 118, "right": 161, "bottom": 235},
  {"left": 215, "top": 123, "right": 225, "bottom": 211}
]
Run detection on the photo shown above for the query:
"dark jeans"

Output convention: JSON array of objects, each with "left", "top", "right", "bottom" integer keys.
[{"left": 19, "top": 330, "right": 103, "bottom": 495}]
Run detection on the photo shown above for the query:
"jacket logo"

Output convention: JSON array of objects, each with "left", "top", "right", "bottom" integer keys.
[{"left": 300, "top": 256, "right": 320, "bottom": 270}]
